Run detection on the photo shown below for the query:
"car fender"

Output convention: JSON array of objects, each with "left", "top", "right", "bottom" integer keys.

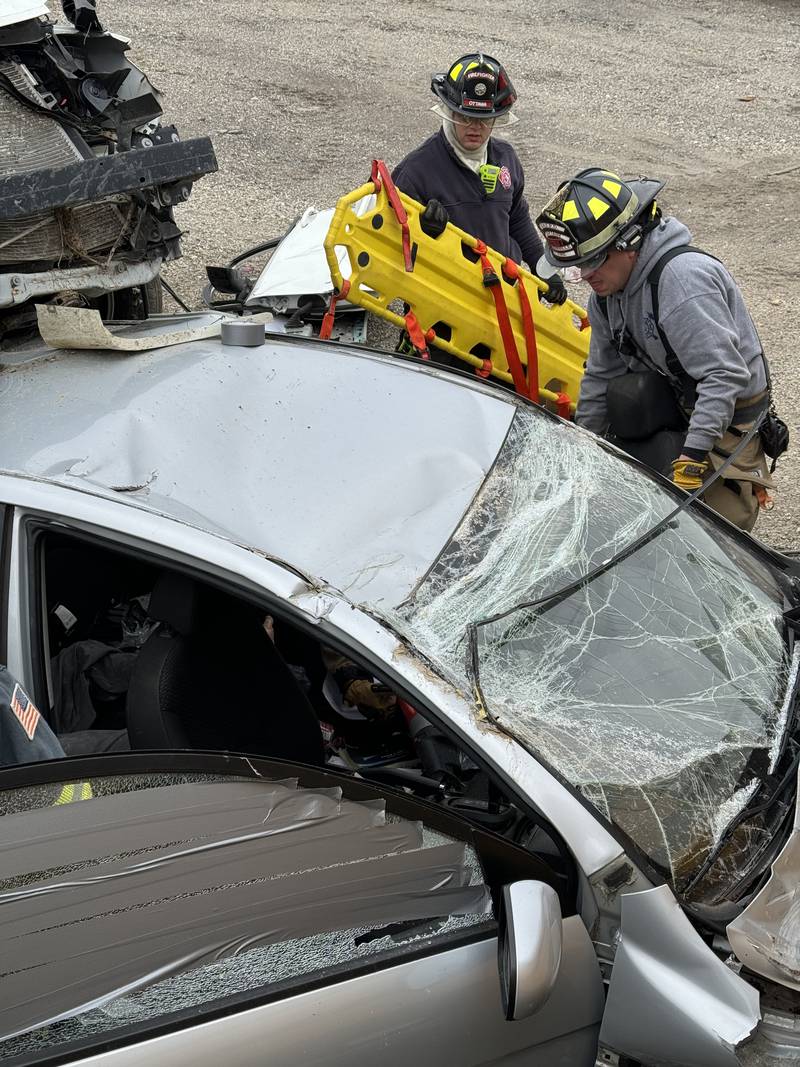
[{"left": 600, "top": 884, "right": 760, "bottom": 1066}]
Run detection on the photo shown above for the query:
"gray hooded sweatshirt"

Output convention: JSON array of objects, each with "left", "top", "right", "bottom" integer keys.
[{"left": 577, "top": 216, "right": 767, "bottom": 455}]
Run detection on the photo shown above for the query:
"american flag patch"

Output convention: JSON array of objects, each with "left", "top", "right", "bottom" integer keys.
[{"left": 10, "top": 683, "right": 40, "bottom": 740}]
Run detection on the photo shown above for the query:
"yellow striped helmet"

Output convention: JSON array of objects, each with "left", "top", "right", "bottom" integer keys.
[
  {"left": 536, "top": 168, "right": 664, "bottom": 269},
  {"left": 431, "top": 54, "right": 517, "bottom": 119}
]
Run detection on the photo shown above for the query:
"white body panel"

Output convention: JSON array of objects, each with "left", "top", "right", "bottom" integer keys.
[
  {"left": 247, "top": 197, "right": 375, "bottom": 301},
  {"left": 0, "top": 0, "right": 49, "bottom": 28}
]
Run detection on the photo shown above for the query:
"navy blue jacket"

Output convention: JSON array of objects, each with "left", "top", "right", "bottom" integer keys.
[
  {"left": 392, "top": 129, "right": 543, "bottom": 270},
  {"left": 0, "top": 665, "right": 64, "bottom": 766}
]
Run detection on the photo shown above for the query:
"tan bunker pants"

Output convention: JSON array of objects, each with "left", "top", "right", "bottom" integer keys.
[{"left": 703, "top": 422, "right": 775, "bottom": 533}]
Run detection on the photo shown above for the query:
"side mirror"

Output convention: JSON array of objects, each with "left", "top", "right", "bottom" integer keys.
[
  {"left": 498, "top": 880, "right": 562, "bottom": 1021},
  {"left": 62, "top": 0, "right": 102, "bottom": 32}
]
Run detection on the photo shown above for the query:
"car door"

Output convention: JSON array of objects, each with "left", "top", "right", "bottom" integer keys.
[{"left": 0, "top": 752, "right": 604, "bottom": 1067}]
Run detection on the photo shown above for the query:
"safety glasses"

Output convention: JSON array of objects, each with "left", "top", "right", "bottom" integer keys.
[
  {"left": 430, "top": 103, "right": 519, "bottom": 128},
  {"left": 578, "top": 249, "right": 609, "bottom": 274},
  {"left": 452, "top": 113, "right": 495, "bottom": 128}
]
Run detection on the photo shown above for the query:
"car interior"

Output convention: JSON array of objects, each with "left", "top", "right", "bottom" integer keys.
[{"left": 32, "top": 527, "right": 577, "bottom": 910}]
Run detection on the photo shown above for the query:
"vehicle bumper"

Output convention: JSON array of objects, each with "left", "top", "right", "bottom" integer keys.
[
  {"left": 0, "top": 258, "right": 161, "bottom": 308},
  {"left": 0, "top": 138, "right": 217, "bottom": 221}
]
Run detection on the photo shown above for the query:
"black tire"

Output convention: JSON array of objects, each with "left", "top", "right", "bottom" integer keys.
[{"left": 97, "top": 276, "right": 163, "bottom": 320}]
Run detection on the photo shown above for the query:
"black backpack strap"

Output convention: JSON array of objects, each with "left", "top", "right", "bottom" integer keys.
[
  {"left": 647, "top": 244, "right": 716, "bottom": 383},
  {"left": 596, "top": 295, "right": 608, "bottom": 321}
]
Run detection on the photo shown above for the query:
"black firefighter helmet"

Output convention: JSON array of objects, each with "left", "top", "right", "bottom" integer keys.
[
  {"left": 536, "top": 168, "right": 665, "bottom": 269},
  {"left": 431, "top": 53, "right": 517, "bottom": 119}
]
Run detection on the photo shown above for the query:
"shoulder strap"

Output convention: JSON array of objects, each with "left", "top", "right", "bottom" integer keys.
[
  {"left": 651, "top": 245, "right": 777, "bottom": 425},
  {"left": 594, "top": 245, "right": 772, "bottom": 411},
  {"left": 593, "top": 245, "right": 711, "bottom": 333},
  {"left": 648, "top": 244, "right": 716, "bottom": 381}
]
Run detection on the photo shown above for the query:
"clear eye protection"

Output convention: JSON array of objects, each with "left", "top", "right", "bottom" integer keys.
[
  {"left": 430, "top": 103, "right": 519, "bottom": 128},
  {"left": 578, "top": 249, "right": 609, "bottom": 274}
]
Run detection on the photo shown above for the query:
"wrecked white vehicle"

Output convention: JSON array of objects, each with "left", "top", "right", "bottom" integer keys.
[
  {"left": 203, "top": 203, "right": 372, "bottom": 344},
  {"left": 0, "top": 324, "right": 800, "bottom": 1065},
  {"left": 0, "top": 0, "right": 216, "bottom": 339}
]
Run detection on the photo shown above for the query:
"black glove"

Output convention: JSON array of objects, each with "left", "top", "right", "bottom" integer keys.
[
  {"left": 419, "top": 198, "right": 449, "bottom": 238},
  {"left": 539, "top": 272, "right": 568, "bottom": 305}
]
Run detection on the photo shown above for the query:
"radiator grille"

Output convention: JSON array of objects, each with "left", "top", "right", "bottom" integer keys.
[
  {"left": 0, "top": 201, "right": 131, "bottom": 264},
  {"left": 0, "top": 62, "right": 84, "bottom": 178},
  {"left": 0, "top": 63, "right": 129, "bottom": 266}
]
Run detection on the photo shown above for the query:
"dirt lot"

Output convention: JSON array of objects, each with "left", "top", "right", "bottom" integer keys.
[{"left": 108, "top": 0, "right": 799, "bottom": 546}]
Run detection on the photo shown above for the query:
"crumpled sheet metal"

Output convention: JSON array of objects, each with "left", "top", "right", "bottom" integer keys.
[
  {"left": 35, "top": 306, "right": 244, "bottom": 352},
  {"left": 393, "top": 409, "right": 789, "bottom": 888},
  {"left": 601, "top": 885, "right": 760, "bottom": 1067},
  {"left": 728, "top": 763, "right": 800, "bottom": 991},
  {"left": 0, "top": 777, "right": 490, "bottom": 1044}
]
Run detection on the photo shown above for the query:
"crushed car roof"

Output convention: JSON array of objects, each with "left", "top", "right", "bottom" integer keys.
[{"left": 0, "top": 335, "right": 514, "bottom": 607}]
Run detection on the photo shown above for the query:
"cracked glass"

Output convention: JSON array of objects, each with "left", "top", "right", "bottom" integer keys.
[
  {"left": 0, "top": 773, "right": 491, "bottom": 1057},
  {"left": 391, "top": 408, "right": 792, "bottom": 893}
]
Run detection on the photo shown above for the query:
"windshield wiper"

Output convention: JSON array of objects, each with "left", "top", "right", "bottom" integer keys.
[{"left": 466, "top": 409, "right": 772, "bottom": 741}]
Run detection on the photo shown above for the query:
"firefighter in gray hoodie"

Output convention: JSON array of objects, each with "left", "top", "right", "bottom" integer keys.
[{"left": 536, "top": 167, "right": 775, "bottom": 532}]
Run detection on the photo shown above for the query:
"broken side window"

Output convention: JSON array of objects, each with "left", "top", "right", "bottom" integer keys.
[{"left": 0, "top": 772, "right": 491, "bottom": 1058}]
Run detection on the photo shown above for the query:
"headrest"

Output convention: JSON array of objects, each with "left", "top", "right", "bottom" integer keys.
[{"left": 147, "top": 572, "right": 202, "bottom": 636}]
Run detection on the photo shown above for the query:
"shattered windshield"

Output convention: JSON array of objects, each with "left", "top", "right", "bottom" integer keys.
[{"left": 390, "top": 408, "right": 791, "bottom": 889}]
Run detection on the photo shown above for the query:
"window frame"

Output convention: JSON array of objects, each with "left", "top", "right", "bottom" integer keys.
[
  {"left": 12, "top": 512, "right": 580, "bottom": 903},
  {"left": 0, "top": 503, "right": 10, "bottom": 664}
]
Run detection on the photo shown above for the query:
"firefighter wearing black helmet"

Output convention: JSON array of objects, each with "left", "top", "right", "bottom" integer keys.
[
  {"left": 392, "top": 54, "right": 566, "bottom": 305},
  {"left": 536, "top": 167, "right": 777, "bottom": 532}
]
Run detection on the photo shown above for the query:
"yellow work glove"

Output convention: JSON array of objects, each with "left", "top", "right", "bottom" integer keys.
[
  {"left": 671, "top": 458, "right": 709, "bottom": 492},
  {"left": 343, "top": 678, "right": 397, "bottom": 712}
]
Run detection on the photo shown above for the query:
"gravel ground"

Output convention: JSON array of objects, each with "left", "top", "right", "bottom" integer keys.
[{"left": 106, "top": 0, "right": 798, "bottom": 546}]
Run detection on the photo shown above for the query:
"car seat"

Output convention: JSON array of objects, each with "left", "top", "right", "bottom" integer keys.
[{"left": 126, "top": 572, "right": 324, "bottom": 765}]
